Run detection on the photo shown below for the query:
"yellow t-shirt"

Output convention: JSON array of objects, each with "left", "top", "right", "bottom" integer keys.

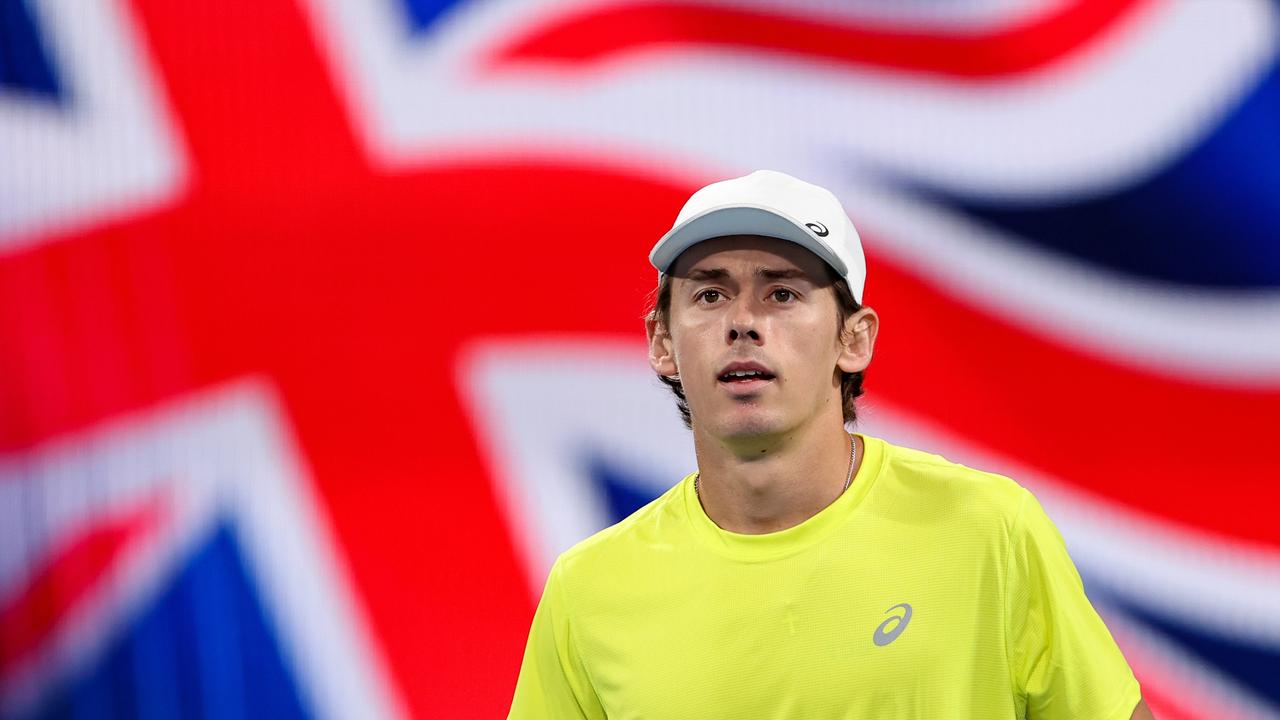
[{"left": 509, "top": 435, "right": 1140, "bottom": 719}]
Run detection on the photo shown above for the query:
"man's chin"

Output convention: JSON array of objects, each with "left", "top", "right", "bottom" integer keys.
[{"left": 699, "top": 411, "right": 788, "bottom": 442}]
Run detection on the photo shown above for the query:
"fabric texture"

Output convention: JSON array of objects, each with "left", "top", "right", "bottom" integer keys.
[{"left": 509, "top": 435, "right": 1140, "bottom": 719}]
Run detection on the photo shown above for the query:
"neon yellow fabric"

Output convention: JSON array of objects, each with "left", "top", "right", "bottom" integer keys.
[{"left": 509, "top": 435, "right": 1140, "bottom": 719}]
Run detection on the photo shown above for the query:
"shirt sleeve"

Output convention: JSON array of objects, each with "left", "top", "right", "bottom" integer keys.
[
  {"left": 1006, "top": 488, "right": 1142, "bottom": 720},
  {"left": 508, "top": 558, "right": 606, "bottom": 720}
]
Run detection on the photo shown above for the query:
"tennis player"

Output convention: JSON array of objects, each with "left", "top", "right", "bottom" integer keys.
[{"left": 509, "top": 170, "right": 1155, "bottom": 719}]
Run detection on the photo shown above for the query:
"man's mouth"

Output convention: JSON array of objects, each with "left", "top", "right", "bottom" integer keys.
[
  {"left": 718, "top": 369, "right": 775, "bottom": 383},
  {"left": 717, "top": 363, "right": 776, "bottom": 392}
]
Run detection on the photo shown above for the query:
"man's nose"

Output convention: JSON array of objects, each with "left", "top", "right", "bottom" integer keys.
[{"left": 727, "top": 298, "right": 762, "bottom": 343}]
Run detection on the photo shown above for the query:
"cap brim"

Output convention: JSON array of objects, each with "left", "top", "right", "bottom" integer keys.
[{"left": 649, "top": 204, "right": 848, "bottom": 278}]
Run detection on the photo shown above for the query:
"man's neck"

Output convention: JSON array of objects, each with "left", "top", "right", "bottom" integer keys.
[{"left": 691, "top": 421, "right": 862, "bottom": 534}]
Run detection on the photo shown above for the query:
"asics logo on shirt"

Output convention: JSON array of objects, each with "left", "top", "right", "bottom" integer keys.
[{"left": 873, "top": 603, "right": 913, "bottom": 646}]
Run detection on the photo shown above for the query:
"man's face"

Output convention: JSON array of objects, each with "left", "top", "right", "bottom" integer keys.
[{"left": 648, "top": 234, "right": 871, "bottom": 441}]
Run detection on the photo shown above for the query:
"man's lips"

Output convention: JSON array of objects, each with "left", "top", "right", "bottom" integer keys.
[
  {"left": 718, "top": 375, "right": 774, "bottom": 395},
  {"left": 717, "top": 361, "right": 776, "bottom": 393}
]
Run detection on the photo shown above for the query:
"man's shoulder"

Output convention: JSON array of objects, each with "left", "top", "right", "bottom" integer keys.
[
  {"left": 555, "top": 475, "right": 692, "bottom": 580},
  {"left": 872, "top": 436, "right": 1032, "bottom": 524}
]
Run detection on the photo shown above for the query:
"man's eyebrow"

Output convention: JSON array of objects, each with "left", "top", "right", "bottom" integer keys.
[
  {"left": 757, "top": 267, "right": 809, "bottom": 281},
  {"left": 684, "top": 267, "right": 810, "bottom": 282},
  {"left": 685, "top": 267, "right": 730, "bottom": 282}
]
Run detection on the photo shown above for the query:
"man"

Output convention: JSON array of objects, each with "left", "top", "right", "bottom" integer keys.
[{"left": 509, "top": 170, "right": 1155, "bottom": 719}]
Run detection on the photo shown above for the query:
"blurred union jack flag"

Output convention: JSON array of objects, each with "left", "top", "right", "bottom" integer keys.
[{"left": 2, "top": 0, "right": 1278, "bottom": 718}]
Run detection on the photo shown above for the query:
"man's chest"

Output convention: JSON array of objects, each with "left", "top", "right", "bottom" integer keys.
[{"left": 573, "top": 542, "right": 1013, "bottom": 719}]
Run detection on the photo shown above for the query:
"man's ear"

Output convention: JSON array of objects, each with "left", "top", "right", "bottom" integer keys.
[
  {"left": 646, "top": 314, "right": 679, "bottom": 377},
  {"left": 837, "top": 306, "right": 878, "bottom": 375}
]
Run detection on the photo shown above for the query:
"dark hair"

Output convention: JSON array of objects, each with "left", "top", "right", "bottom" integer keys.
[{"left": 646, "top": 269, "right": 866, "bottom": 430}]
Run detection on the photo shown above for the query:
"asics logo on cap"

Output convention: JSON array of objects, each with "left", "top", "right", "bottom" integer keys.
[{"left": 805, "top": 221, "right": 829, "bottom": 237}]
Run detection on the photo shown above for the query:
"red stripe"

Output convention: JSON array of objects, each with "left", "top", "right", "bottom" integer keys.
[
  {"left": 486, "top": 0, "right": 1149, "bottom": 79},
  {"left": 1139, "top": 685, "right": 1213, "bottom": 720},
  {"left": 1116, "top": 637, "right": 1244, "bottom": 720},
  {"left": 0, "top": 502, "right": 160, "bottom": 677},
  {"left": 867, "top": 241, "right": 1280, "bottom": 548}
]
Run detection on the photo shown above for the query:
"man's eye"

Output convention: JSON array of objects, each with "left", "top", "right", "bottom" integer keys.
[
  {"left": 771, "top": 289, "right": 795, "bottom": 302},
  {"left": 697, "top": 290, "right": 722, "bottom": 303}
]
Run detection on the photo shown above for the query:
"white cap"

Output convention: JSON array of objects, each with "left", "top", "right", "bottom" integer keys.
[{"left": 649, "top": 169, "right": 866, "bottom": 303}]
